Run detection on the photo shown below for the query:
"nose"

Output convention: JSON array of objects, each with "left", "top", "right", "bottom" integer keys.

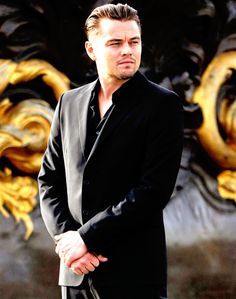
[{"left": 121, "top": 42, "right": 132, "bottom": 55}]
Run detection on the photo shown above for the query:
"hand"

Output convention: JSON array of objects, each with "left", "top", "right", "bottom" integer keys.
[
  {"left": 54, "top": 231, "right": 87, "bottom": 267},
  {"left": 70, "top": 252, "right": 108, "bottom": 275}
]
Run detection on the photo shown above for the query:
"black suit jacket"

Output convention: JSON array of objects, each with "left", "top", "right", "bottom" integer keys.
[{"left": 38, "top": 71, "right": 183, "bottom": 295}]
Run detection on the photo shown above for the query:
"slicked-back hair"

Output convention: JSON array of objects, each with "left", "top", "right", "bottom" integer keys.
[{"left": 85, "top": 3, "right": 141, "bottom": 38}]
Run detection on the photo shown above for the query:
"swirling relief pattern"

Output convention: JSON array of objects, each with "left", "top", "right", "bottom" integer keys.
[{"left": 0, "top": 59, "right": 70, "bottom": 239}]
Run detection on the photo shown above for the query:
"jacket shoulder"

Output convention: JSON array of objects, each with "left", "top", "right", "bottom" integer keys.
[
  {"left": 60, "top": 81, "right": 96, "bottom": 103},
  {"left": 142, "top": 79, "right": 183, "bottom": 132},
  {"left": 141, "top": 77, "right": 181, "bottom": 111},
  {"left": 147, "top": 79, "right": 178, "bottom": 98}
]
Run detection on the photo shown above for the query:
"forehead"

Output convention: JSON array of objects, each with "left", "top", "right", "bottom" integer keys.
[{"left": 96, "top": 18, "right": 141, "bottom": 39}]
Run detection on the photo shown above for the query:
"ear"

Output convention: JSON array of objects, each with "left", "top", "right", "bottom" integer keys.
[{"left": 85, "top": 41, "right": 96, "bottom": 61}]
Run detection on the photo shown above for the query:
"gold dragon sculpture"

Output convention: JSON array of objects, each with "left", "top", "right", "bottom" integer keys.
[{"left": 0, "top": 59, "right": 70, "bottom": 239}]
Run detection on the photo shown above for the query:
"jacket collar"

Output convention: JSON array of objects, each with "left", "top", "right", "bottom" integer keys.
[
  {"left": 112, "top": 71, "right": 149, "bottom": 104},
  {"left": 90, "top": 71, "right": 148, "bottom": 105}
]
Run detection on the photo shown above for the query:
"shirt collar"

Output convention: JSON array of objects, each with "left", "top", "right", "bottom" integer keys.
[
  {"left": 89, "top": 79, "right": 100, "bottom": 105},
  {"left": 90, "top": 71, "right": 147, "bottom": 105}
]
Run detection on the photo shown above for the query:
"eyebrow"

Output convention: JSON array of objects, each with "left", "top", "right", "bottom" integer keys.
[{"left": 106, "top": 36, "right": 141, "bottom": 44}]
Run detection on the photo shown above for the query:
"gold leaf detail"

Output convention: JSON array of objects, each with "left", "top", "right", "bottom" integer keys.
[
  {"left": 217, "top": 171, "right": 236, "bottom": 202},
  {"left": 0, "top": 168, "right": 37, "bottom": 239}
]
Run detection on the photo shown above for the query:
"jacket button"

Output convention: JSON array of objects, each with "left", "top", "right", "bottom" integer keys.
[
  {"left": 83, "top": 209, "right": 89, "bottom": 216},
  {"left": 83, "top": 180, "right": 90, "bottom": 186}
]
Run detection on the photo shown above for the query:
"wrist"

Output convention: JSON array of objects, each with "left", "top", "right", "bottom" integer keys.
[{"left": 77, "top": 231, "right": 88, "bottom": 254}]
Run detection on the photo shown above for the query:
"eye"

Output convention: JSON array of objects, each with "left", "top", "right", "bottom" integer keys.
[
  {"left": 130, "top": 40, "right": 140, "bottom": 46},
  {"left": 109, "top": 41, "right": 121, "bottom": 46}
]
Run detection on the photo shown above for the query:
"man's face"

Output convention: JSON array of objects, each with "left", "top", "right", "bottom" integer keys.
[{"left": 86, "top": 18, "right": 142, "bottom": 82}]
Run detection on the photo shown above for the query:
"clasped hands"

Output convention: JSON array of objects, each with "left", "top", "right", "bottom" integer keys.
[{"left": 54, "top": 231, "right": 108, "bottom": 276}]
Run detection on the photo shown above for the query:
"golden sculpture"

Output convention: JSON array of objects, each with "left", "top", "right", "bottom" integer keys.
[
  {"left": 0, "top": 168, "right": 37, "bottom": 239},
  {"left": 218, "top": 171, "right": 236, "bottom": 202},
  {"left": 0, "top": 98, "right": 53, "bottom": 173},
  {"left": 192, "top": 51, "right": 236, "bottom": 200},
  {"left": 0, "top": 59, "right": 70, "bottom": 99},
  {"left": 0, "top": 59, "right": 70, "bottom": 239}
]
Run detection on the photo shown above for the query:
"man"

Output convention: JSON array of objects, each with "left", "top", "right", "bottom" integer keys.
[{"left": 38, "top": 3, "right": 183, "bottom": 299}]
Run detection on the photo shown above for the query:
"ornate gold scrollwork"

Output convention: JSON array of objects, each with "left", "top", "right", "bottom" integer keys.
[
  {"left": 0, "top": 59, "right": 70, "bottom": 99},
  {"left": 0, "top": 59, "right": 70, "bottom": 238},
  {"left": 192, "top": 51, "right": 236, "bottom": 201},
  {"left": 0, "top": 168, "right": 37, "bottom": 240},
  {"left": 0, "top": 98, "right": 53, "bottom": 173},
  {"left": 217, "top": 171, "right": 236, "bottom": 202}
]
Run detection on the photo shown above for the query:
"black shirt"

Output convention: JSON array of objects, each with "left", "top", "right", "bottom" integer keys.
[{"left": 84, "top": 83, "right": 114, "bottom": 159}]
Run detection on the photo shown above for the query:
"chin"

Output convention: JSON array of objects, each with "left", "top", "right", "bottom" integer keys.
[
  {"left": 118, "top": 70, "right": 137, "bottom": 80},
  {"left": 119, "top": 75, "right": 133, "bottom": 80}
]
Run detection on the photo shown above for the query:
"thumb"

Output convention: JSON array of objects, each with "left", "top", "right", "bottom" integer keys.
[{"left": 97, "top": 255, "right": 108, "bottom": 262}]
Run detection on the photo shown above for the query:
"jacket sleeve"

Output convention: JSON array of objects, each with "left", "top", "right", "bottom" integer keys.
[
  {"left": 78, "top": 93, "right": 184, "bottom": 254},
  {"left": 38, "top": 96, "right": 80, "bottom": 238}
]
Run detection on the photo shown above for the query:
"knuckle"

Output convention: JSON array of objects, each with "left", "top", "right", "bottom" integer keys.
[
  {"left": 80, "top": 261, "right": 86, "bottom": 267},
  {"left": 87, "top": 253, "right": 93, "bottom": 258}
]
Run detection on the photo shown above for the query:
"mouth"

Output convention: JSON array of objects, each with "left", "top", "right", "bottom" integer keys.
[{"left": 118, "top": 60, "right": 135, "bottom": 65}]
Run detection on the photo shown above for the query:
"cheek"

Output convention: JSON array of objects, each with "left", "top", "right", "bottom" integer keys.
[
  {"left": 135, "top": 46, "right": 142, "bottom": 57},
  {"left": 102, "top": 51, "right": 116, "bottom": 65},
  {"left": 96, "top": 55, "right": 110, "bottom": 70}
]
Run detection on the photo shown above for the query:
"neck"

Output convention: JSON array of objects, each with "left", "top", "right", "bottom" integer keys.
[
  {"left": 97, "top": 76, "right": 127, "bottom": 119},
  {"left": 98, "top": 75, "right": 129, "bottom": 102}
]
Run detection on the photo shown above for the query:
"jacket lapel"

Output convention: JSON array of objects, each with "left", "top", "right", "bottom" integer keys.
[{"left": 77, "top": 80, "right": 98, "bottom": 160}]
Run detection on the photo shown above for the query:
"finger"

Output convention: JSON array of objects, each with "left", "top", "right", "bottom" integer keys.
[
  {"left": 71, "top": 266, "right": 83, "bottom": 276},
  {"left": 85, "top": 263, "right": 96, "bottom": 272},
  {"left": 58, "top": 243, "right": 72, "bottom": 256},
  {"left": 54, "top": 234, "right": 63, "bottom": 242},
  {"left": 82, "top": 266, "right": 90, "bottom": 274},
  {"left": 64, "top": 245, "right": 87, "bottom": 267},
  {"left": 89, "top": 256, "right": 99, "bottom": 267},
  {"left": 55, "top": 239, "right": 73, "bottom": 259},
  {"left": 55, "top": 243, "right": 64, "bottom": 257},
  {"left": 70, "top": 257, "right": 95, "bottom": 273},
  {"left": 75, "top": 264, "right": 89, "bottom": 274},
  {"left": 97, "top": 255, "right": 108, "bottom": 262},
  {"left": 55, "top": 240, "right": 65, "bottom": 254},
  {"left": 80, "top": 259, "right": 96, "bottom": 272},
  {"left": 55, "top": 244, "right": 59, "bottom": 255},
  {"left": 56, "top": 237, "right": 69, "bottom": 248},
  {"left": 59, "top": 248, "right": 66, "bottom": 260},
  {"left": 56, "top": 245, "right": 65, "bottom": 259},
  {"left": 83, "top": 253, "right": 100, "bottom": 267},
  {"left": 64, "top": 249, "right": 80, "bottom": 267},
  {"left": 55, "top": 241, "right": 64, "bottom": 257},
  {"left": 64, "top": 255, "right": 74, "bottom": 268},
  {"left": 73, "top": 270, "right": 83, "bottom": 276},
  {"left": 79, "top": 268, "right": 89, "bottom": 274},
  {"left": 54, "top": 231, "right": 72, "bottom": 244}
]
